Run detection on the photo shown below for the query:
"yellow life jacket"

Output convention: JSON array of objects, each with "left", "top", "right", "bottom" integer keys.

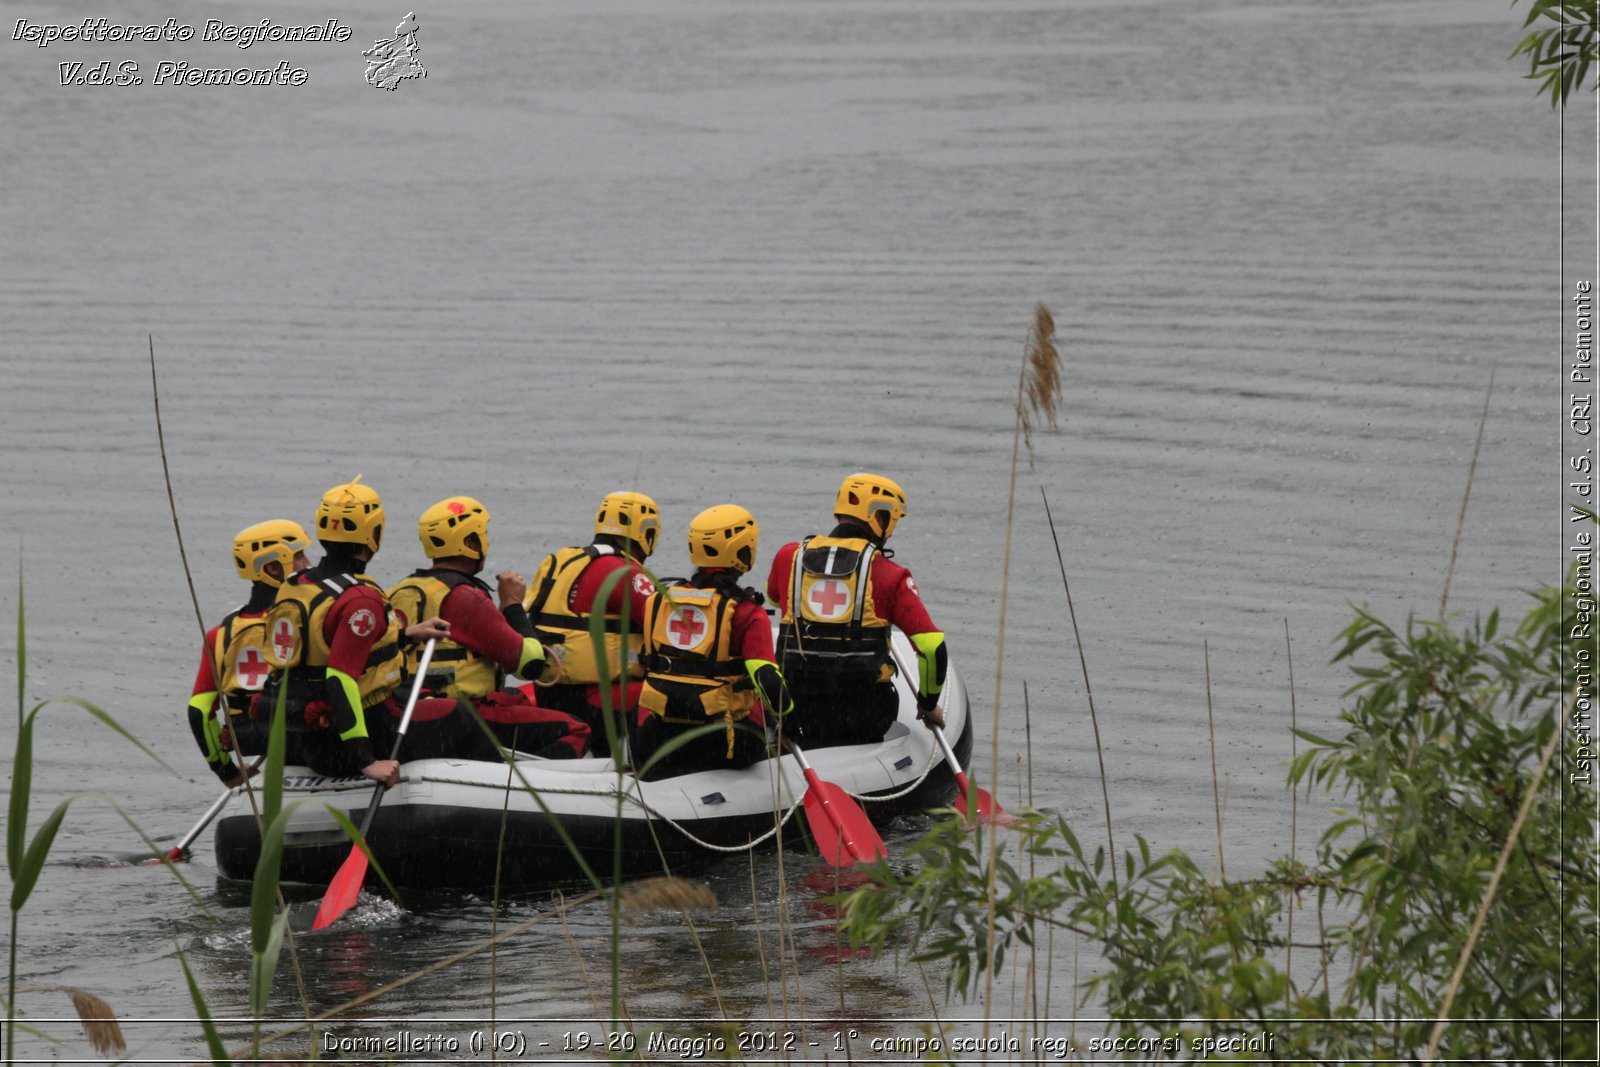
[
  {"left": 262, "top": 571, "right": 404, "bottom": 709},
  {"left": 522, "top": 544, "right": 643, "bottom": 685},
  {"left": 387, "top": 569, "right": 501, "bottom": 700},
  {"left": 209, "top": 609, "right": 276, "bottom": 717},
  {"left": 638, "top": 584, "right": 759, "bottom": 753},
  {"left": 776, "top": 535, "right": 894, "bottom": 682}
]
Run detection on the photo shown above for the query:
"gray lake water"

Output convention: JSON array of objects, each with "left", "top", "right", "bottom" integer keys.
[{"left": 1, "top": 0, "right": 1588, "bottom": 1060}]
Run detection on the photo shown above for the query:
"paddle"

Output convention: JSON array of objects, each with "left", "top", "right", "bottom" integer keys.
[
  {"left": 888, "top": 642, "right": 1014, "bottom": 825},
  {"left": 780, "top": 735, "right": 887, "bottom": 866},
  {"left": 928, "top": 720, "right": 1016, "bottom": 826},
  {"left": 311, "top": 638, "right": 435, "bottom": 931},
  {"left": 154, "top": 758, "right": 261, "bottom": 864}
]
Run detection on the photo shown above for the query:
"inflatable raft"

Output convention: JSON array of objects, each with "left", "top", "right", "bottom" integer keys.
[{"left": 214, "top": 630, "right": 971, "bottom": 889}]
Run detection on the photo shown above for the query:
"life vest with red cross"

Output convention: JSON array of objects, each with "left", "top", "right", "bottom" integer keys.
[
  {"left": 210, "top": 609, "right": 276, "bottom": 713},
  {"left": 776, "top": 534, "right": 894, "bottom": 683},
  {"left": 261, "top": 571, "right": 404, "bottom": 710},
  {"left": 638, "top": 583, "right": 759, "bottom": 738}
]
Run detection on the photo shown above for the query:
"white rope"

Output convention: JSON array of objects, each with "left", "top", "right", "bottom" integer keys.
[
  {"left": 848, "top": 747, "right": 941, "bottom": 804},
  {"left": 417, "top": 772, "right": 810, "bottom": 855}
]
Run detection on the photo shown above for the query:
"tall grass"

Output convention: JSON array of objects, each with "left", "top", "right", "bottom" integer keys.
[
  {"left": 5, "top": 564, "right": 174, "bottom": 1062},
  {"left": 982, "top": 304, "right": 1062, "bottom": 1030}
]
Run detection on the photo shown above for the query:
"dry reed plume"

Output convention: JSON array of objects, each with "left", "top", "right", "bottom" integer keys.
[
  {"left": 65, "top": 988, "right": 125, "bottom": 1056},
  {"left": 984, "top": 302, "right": 1063, "bottom": 1032},
  {"left": 12, "top": 986, "right": 127, "bottom": 1057},
  {"left": 1018, "top": 304, "right": 1061, "bottom": 451},
  {"left": 620, "top": 876, "right": 718, "bottom": 920}
]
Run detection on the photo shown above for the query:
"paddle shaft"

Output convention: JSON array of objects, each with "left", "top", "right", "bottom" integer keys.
[
  {"left": 889, "top": 641, "right": 1004, "bottom": 818},
  {"left": 163, "top": 758, "right": 261, "bottom": 861},
  {"left": 928, "top": 722, "right": 969, "bottom": 790},
  {"left": 353, "top": 638, "right": 436, "bottom": 838},
  {"left": 311, "top": 639, "right": 437, "bottom": 931}
]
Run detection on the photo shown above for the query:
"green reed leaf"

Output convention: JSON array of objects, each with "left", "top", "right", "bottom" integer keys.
[
  {"left": 175, "top": 941, "right": 231, "bottom": 1066},
  {"left": 249, "top": 912, "right": 288, "bottom": 1020},
  {"left": 7, "top": 707, "right": 38, "bottom": 882},
  {"left": 11, "top": 797, "right": 73, "bottom": 913}
]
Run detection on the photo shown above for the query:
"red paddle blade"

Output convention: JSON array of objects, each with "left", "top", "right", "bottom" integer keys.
[
  {"left": 801, "top": 770, "right": 886, "bottom": 867},
  {"left": 976, "top": 793, "right": 1020, "bottom": 827},
  {"left": 954, "top": 771, "right": 1019, "bottom": 827},
  {"left": 312, "top": 848, "right": 370, "bottom": 930}
]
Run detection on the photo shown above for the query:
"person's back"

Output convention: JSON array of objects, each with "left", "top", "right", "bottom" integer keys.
[
  {"left": 260, "top": 478, "right": 449, "bottom": 788},
  {"left": 388, "top": 495, "right": 587, "bottom": 759},
  {"left": 766, "top": 473, "right": 947, "bottom": 747},
  {"left": 633, "top": 505, "right": 790, "bottom": 780},
  {"left": 522, "top": 491, "right": 658, "bottom": 754},
  {"left": 184, "top": 520, "right": 310, "bottom": 786}
]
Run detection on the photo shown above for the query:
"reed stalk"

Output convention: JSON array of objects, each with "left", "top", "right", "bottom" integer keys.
[
  {"left": 147, "top": 335, "right": 315, "bottom": 1035},
  {"left": 1203, "top": 641, "right": 1226, "bottom": 882},
  {"left": 490, "top": 735, "right": 518, "bottom": 1063},
  {"left": 1039, "top": 490, "right": 1117, "bottom": 881},
  {"left": 1284, "top": 618, "right": 1298, "bottom": 1013},
  {"left": 1344, "top": 364, "right": 1497, "bottom": 1008},
  {"left": 984, "top": 305, "right": 1062, "bottom": 1032},
  {"left": 1421, "top": 685, "right": 1571, "bottom": 1062},
  {"left": 748, "top": 852, "right": 779, "bottom": 1024},
  {"left": 1440, "top": 364, "right": 1497, "bottom": 617},
  {"left": 556, "top": 890, "right": 602, "bottom": 1016}
]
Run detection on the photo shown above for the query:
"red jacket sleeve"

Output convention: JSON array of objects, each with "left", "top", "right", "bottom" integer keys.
[
  {"left": 323, "top": 585, "right": 389, "bottom": 677},
  {"left": 441, "top": 583, "right": 525, "bottom": 671},
  {"left": 871, "top": 558, "right": 939, "bottom": 636},
  {"left": 732, "top": 600, "right": 777, "bottom": 662},
  {"left": 574, "top": 557, "right": 655, "bottom": 626},
  {"left": 190, "top": 625, "right": 223, "bottom": 697},
  {"left": 765, "top": 543, "right": 798, "bottom": 608}
]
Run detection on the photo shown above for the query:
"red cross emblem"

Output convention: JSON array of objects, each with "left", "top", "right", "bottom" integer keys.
[
  {"left": 348, "top": 607, "right": 378, "bottom": 638},
  {"left": 632, "top": 572, "right": 655, "bottom": 597},
  {"left": 666, "top": 606, "right": 707, "bottom": 649},
  {"left": 447, "top": 500, "right": 466, "bottom": 514},
  {"left": 234, "top": 647, "right": 271, "bottom": 690},
  {"left": 271, "top": 618, "right": 297, "bottom": 662},
  {"left": 808, "top": 579, "right": 851, "bottom": 620}
]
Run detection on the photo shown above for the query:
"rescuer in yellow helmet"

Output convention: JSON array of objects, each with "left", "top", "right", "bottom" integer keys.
[
  {"left": 387, "top": 496, "right": 590, "bottom": 759},
  {"left": 632, "top": 504, "right": 791, "bottom": 780},
  {"left": 521, "top": 491, "right": 662, "bottom": 757},
  {"left": 183, "top": 519, "right": 311, "bottom": 787},
  {"left": 765, "top": 473, "right": 947, "bottom": 747},
  {"left": 261, "top": 478, "right": 452, "bottom": 787}
]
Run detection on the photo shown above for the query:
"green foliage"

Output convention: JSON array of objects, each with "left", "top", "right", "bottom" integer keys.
[
  {"left": 1512, "top": 1, "right": 1598, "bottom": 105},
  {"left": 839, "top": 576, "right": 1596, "bottom": 1060}
]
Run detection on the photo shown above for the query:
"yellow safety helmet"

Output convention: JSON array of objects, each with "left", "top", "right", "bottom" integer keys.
[
  {"left": 834, "top": 472, "right": 908, "bottom": 541},
  {"left": 315, "top": 478, "right": 385, "bottom": 553},
  {"left": 232, "top": 519, "right": 311, "bottom": 586},
  {"left": 418, "top": 496, "right": 490, "bottom": 560},
  {"left": 595, "top": 491, "right": 660, "bottom": 558},
  {"left": 687, "top": 504, "right": 759, "bottom": 574}
]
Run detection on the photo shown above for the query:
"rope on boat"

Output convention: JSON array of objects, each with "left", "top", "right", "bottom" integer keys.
[
  {"left": 416, "top": 773, "right": 810, "bottom": 855},
  {"left": 847, "top": 747, "right": 941, "bottom": 805}
]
